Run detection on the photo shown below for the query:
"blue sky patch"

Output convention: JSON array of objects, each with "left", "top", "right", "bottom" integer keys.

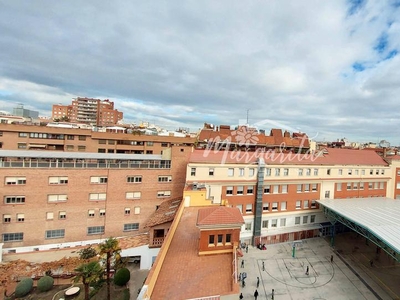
[
  {"left": 347, "top": 0, "right": 366, "bottom": 15},
  {"left": 385, "top": 49, "right": 398, "bottom": 60},
  {"left": 352, "top": 62, "right": 365, "bottom": 72},
  {"left": 374, "top": 33, "right": 388, "bottom": 53}
]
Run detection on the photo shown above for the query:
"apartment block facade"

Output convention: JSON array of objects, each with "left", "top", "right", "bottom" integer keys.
[
  {"left": 185, "top": 148, "right": 391, "bottom": 245},
  {"left": 0, "top": 146, "right": 191, "bottom": 251},
  {"left": 52, "top": 97, "right": 123, "bottom": 126},
  {"left": 0, "top": 123, "right": 195, "bottom": 154}
]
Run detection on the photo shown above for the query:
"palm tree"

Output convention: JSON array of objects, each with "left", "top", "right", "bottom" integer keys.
[
  {"left": 99, "top": 237, "right": 121, "bottom": 300},
  {"left": 73, "top": 261, "right": 103, "bottom": 300}
]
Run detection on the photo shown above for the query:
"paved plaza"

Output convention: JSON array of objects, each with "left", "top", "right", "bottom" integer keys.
[{"left": 237, "top": 234, "right": 400, "bottom": 300}]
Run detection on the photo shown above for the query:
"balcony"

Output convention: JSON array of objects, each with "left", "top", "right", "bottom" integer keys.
[{"left": 150, "top": 237, "right": 165, "bottom": 248}]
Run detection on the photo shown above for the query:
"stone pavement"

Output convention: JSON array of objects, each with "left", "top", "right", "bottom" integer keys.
[{"left": 237, "top": 234, "right": 400, "bottom": 300}]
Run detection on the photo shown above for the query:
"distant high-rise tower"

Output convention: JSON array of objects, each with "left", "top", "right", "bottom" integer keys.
[
  {"left": 13, "top": 104, "right": 39, "bottom": 119},
  {"left": 52, "top": 97, "right": 123, "bottom": 126}
]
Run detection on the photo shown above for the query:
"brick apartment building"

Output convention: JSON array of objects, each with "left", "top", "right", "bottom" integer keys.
[{"left": 52, "top": 97, "right": 123, "bottom": 126}]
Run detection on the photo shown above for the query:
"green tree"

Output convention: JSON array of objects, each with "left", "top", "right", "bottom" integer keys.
[
  {"left": 99, "top": 237, "right": 121, "bottom": 300},
  {"left": 78, "top": 245, "right": 98, "bottom": 260},
  {"left": 73, "top": 261, "right": 103, "bottom": 300}
]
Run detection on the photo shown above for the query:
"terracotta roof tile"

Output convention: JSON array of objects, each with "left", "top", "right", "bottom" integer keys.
[
  {"left": 197, "top": 206, "right": 244, "bottom": 227},
  {"left": 143, "top": 197, "right": 182, "bottom": 228},
  {"left": 118, "top": 233, "right": 149, "bottom": 250}
]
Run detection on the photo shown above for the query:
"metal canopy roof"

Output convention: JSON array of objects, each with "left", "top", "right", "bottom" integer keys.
[
  {"left": 317, "top": 197, "right": 400, "bottom": 260},
  {"left": 0, "top": 150, "right": 163, "bottom": 160}
]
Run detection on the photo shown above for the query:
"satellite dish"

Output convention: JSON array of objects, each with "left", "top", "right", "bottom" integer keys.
[{"left": 379, "top": 140, "right": 390, "bottom": 148}]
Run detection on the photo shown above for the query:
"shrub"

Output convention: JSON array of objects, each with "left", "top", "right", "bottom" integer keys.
[
  {"left": 37, "top": 275, "right": 54, "bottom": 292},
  {"left": 113, "top": 268, "right": 130, "bottom": 286},
  {"left": 14, "top": 277, "right": 33, "bottom": 298}
]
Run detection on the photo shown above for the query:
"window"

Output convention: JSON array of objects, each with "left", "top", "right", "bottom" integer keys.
[
  {"left": 134, "top": 207, "right": 141, "bottom": 214},
  {"left": 19, "top": 132, "right": 28, "bottom": 137},
  {"left": 324, "top": 191, "right": 330, "bottom": 198},
  {"left": 360, "top": 182, "right": 364, "bottom": 190},
  {"left": 355, "top": 169, "right": 359, "bottom": 175},
  {"left": 311, "top": 200, "right": 317, "bottom": 208},
  {"left": 275, "top": 168, "right": 281, "bottom": 176},
  {"left": 283, "top": 168, "right": 289, "bottom": 176},
  {"left": 338, "top": 169, "right": 343, "bottom": 175},
  {"left": 78, "top": 135, "right": 86, "bottom": 141},
  {"left": 161, "top": 142, "right": 168, "bottom": 147},
  {"left": 370, "top": 169, "right": 373, "bottom": 175},
  {"left": 245, "top": 223, "right": 252, "bottom": 231},
  {"left": 127, "top": 176, "right": 142, "bottom": 183},
  {"left": 281, "top": 185, "right": 288, "bottom": 193},
  {"left": 146, "top": 141, "right": 153, "bottom": 146},
  {"left": 3, "top": 214, "right": 11, "bottom": 223},
  {"left": 296, "top": 200, "right": 301, "bottom": 209},
  {"left": 90, "top": 176, "right": 108, "bottom": 184},
  {"left": 46, "top": 229, "right": 65, "bottom": 239},
  {"left": 157, "top": 190, "right": 171, "bottom": 197},
  {"left": 247, "top": 186, "right": 254, "bottom": 194},
  {"left": 236, "top": 204, "right": 243, "bottom": 213},
  {"left": 66, "top": 145, "right": 74, "bottom": 151},
  {"left": 217, "top": 234, "right": 223, "bottom": 244},
  {"left": 262, "top": 220, "right": 269, "bottom": 228},
  {"left": 281, "top": 201, "right": 287, "bottom": 210},
  {"left": 303, "top": 216, "right": 308, "bottom": 224},
  {"left": 228, "top": 168, "right": 234, "bottom": 177},
  {"left": 88, "top": 210, "right": 95, "bottom": 217},
  {"left": 265, "top": 168, "right": 271, "bottom": 176},
  {"left": 5, "top": 196, "right": 25, "bottom": 204},
  {"left": 226, "top": 234, "right": 231, "bottom": 244},
  {"left": 310, "top": 215, "right": 316, "bottom": 223},
  {"left": 272, "top": 202, "right": 278, "bottom": 211},
  {"left": 303, "top": 200, "right": 309, "bottom": 209},
  {"left": 362, "top": 170, "right": 365, "bottom": 175},
  {"left": 3, "top": 232, "right": 23, "bottom": 242},
  {"left": 126, "top": 192, "right": 141, "bottom": 200},
  {"left": 208, "top": 168, "right": 214, "bottom": 176},
  {"left": 306, "top": 168, "right": 311, "bottom": 176},
  {"left": 374, "top": 182, "right": 379, "bottom": 189},
  {"left": 271, "top": 219, "right": 277, "bottom": 227},
  {"left": 158, "top": 176, "right": 172, "bottom": 182},
  {"left": 5, "top": 177, "right": 26, "bottom": 185},
  {"left": 312, "top": 184, "right": 317, "bottom": 192},
  {"left": 376, "top": 169, "right": 379, "bottom": 175},
  {"left": 46, "top": 212, "right": 54, "bottom": 220},
  {"left": 280, "top": 218, "right": 286, "bottom": 227},
  {"left": 78, "top": 145, "right": 86, "bottom": 151},
  {"left": 191, "top": 168, "right": 196, "bottom": 176},
  {"left": 249, "top": 168, "right": 255, "bottom": 177},
  {"left": 48, "top": 194, "right": 67, "bottom": 203},
  {"left": 57, "top": 211, "right": 65, "bottom": 219},
  {"left": 264, "top": 185, "right": 271, "bottom": 194},
  {"left": 273, "top": 185, "right": 279, "bottom": 194},
  {"left": 346, "top": 183, "right": 352, "bottom": 190},
  {"left": 246, "top": 204, "right": 252, "bottom": 213},
  {"left": 381, "top": 169, "right": 385, "bottom": 175},
  {"left": 353, "top": 182, "right": 358, "bottom": 190},
  {"left": 298, "top": 168, "right": 303, "bottom": 176},
  {"left": 98, "top": 139, "right": 106, "bottom": 144},
  {"left": 297, "top": 184, "right": 302, "bottom": 193},
  {"left": 327, "top": 169, "right": 331, "bottom": 175},
  {"left": 236, "top": 186, "right": 244, "bottom": 195},
  {"left": 295, "top": 217, "right": 300, "bottom": 225},
  {"left": 49, "top": 176, "right": 68, "bottom": 185},
  {"left": 88, "top": 226, "right": 105, "bottom": 235},
  {"left": 314, "top": 169, "right": 318, "bottom": 176},
  {"left": 89, "top": 193, "right": 106, "bottom": 201},
  {"left": 380, "top": 182, "right": 384, "bottom": 189},
  {"left": 304, "top": 184, "right": 310, "bottom": 192},
  {"left": 18, "top": 143, "right": 27, "bottom": 149},
  {"left": 125, "top": 208, "right": 131, "bottom": 215},
  {"left": 263, "top": 202, "right": 269, "bottom": 211},
  {"left": 369, "top": 182, "right": 373, "bottom": 189},
  {"left": 348, "top": 169, "right": 352, "bottom": 175},
  {"left": 239, "top": 168, "right": 244, "bottom": 177},
  {"left": 226, "top": 186, "right": 233, "bottom": 195},
  {"left": 124, "top": 223, "right": 139, "bottom": 231},
  {"left": 209, "top": 235, "right": 215, "bottom": 245},
  {"left": 337, "top": 183, "right": 342, "bottom": 191}
]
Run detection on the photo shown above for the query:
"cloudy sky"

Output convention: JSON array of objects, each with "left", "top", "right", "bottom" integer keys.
[{"left": 1, "top": 1, "right": 400, "bottom": 144}]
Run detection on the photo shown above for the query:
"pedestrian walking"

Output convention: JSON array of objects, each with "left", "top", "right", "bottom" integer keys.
[
  {"left": 262, "top": 261, "right": 265, "bottom": 271},
  {"left": 330, "top": 255, "right": 333, "bottom": 263},
  {"left": 256, "top": 276, "right": 260, "bottom": 288},
  {"left": 239, "top": 292, "right": 243, "bottom": 299},
  {"left": 254, "top": 289, "right": 259, "bottom": 299},
  {"left": 306, "top": 266, "right": 309, "bottom": 275},
  {"left": 241, "top": 260, "right": 244, "bottom": 268},
  {"left": 238, "top": 272, "right": 242, "bottom": 281},
  {"left": 242, "top": 278, "right": 246, "bottom": 287},
  {"left": 246, "top": 245, "right": 249, "bottom": 253}
]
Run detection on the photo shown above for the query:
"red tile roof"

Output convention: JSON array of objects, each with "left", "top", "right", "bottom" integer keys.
[
  {"left": 143, "top": 197, "right": 182, "bottom": 228},
  {"left": 197, "top": 206, "right": 244, "bottom": 227},
  {"left": 150, "top": 207, "right": 236, "bottom": 300},
  {"left": 189, "top": 148, "right": 388, "bottom": 166}
]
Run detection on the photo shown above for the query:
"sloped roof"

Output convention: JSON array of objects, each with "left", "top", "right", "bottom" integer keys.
[
  {"left": 197, "top": 206, "right": 244, "bottom": 227},
  {"left": 118, "top": 233, "right": 150, "bottom": 250},
  {"left": 144, "top": 198, "right": 182, "bottom": 228},
  {"left": 189, "top": 147, "right": 389, "bottom": 166}
]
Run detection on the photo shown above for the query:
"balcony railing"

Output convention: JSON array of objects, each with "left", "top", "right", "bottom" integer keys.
[{"left": 151, "top": 237, "right": 165, "bottom": 247}]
